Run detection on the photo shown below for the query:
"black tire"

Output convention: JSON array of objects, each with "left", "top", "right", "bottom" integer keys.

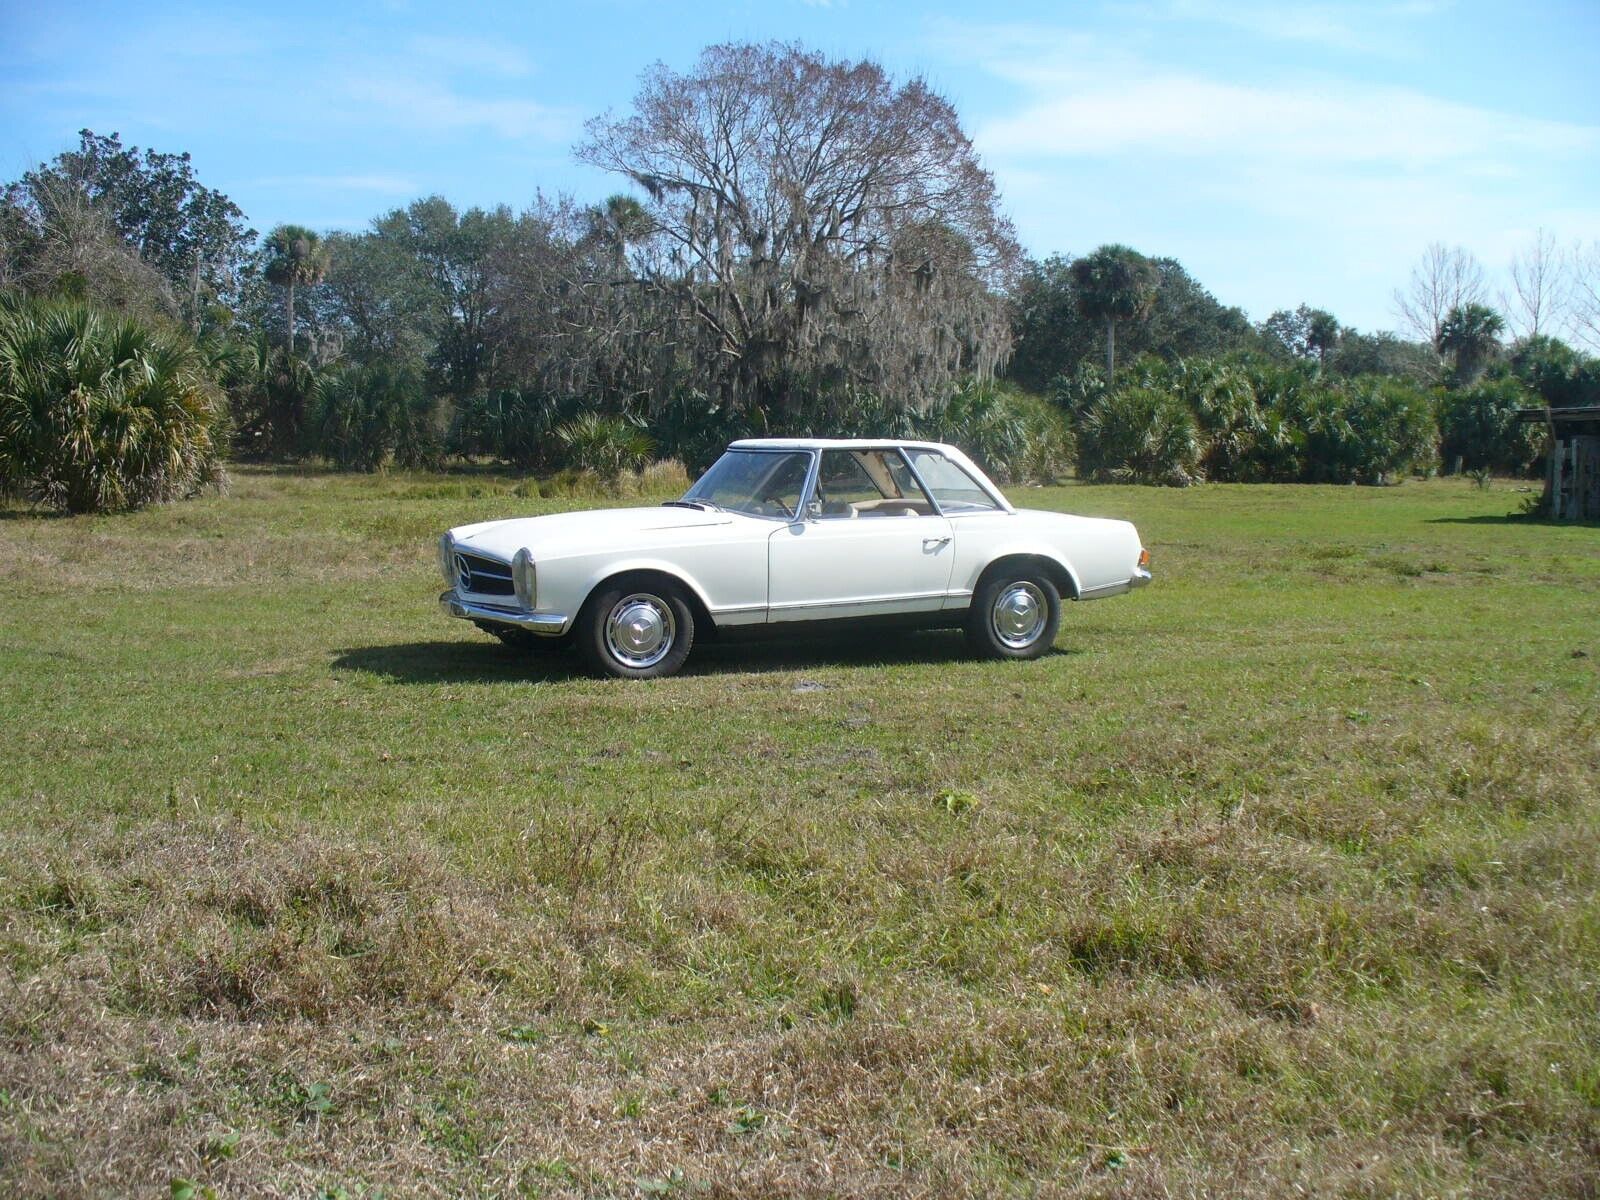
[
  {"left": 577, "top": 581, "right": 695, "bottom": 679},
  {"left": 965, "top": 568, "right": 1061, "bottom": 660}
]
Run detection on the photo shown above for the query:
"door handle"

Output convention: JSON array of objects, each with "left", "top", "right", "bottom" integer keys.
[{"left": 922, "top": 536, "right": 951, "bottom": 550}]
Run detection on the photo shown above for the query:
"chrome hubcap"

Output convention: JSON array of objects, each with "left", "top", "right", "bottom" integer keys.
[
  {"left": 992, "top": 582, "right": 1047, "bottom": 649},
  {"left": 604, "top": 594, "right": 675, "bottom": 668}
]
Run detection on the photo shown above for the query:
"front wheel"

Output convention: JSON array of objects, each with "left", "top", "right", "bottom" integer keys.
[
  {"left": 578, "top": 582, "right": 695, "bottom": 679},
  {"left": 966, "top": 570, "right": 1061, "bottom": 660}
]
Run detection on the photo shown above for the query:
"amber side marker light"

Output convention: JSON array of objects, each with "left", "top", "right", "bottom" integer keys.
[{"left": 1138, "top": 548, "right": 1151, "bottom": 568}]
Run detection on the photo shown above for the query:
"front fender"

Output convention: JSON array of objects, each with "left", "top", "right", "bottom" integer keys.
[{"left": 555, "top": 553, "right": 778, "bottom": 629}]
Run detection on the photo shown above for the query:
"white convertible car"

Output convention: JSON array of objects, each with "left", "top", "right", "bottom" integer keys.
[{"left": 439, "top": 439, "right": 1151, "bottom": 678}]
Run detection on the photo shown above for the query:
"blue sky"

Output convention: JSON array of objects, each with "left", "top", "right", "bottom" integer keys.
[{"left": 3, "top": 0, "right": 1597, "bottom": 335}]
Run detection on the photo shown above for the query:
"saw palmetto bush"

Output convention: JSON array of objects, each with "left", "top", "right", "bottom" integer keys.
[
  {"left": 0, "top": 294, "right": 224, "bottom": 513},
  {"left": 1291, "top": 376, "right": 1437, "bottom": 484},
  {"left": 552, "top": 411, "right": 654, "bottom": 477},
  {"left": 224, "top": 334, "right": 319, "bottom": 460},
  {"left": 446, "top": 388, "right": 565, "bottom": 469},
  {"left": 307, "top": 359, "right": 439, "bottom": 472},
  {"left": 1076, "top": 383, "right": 1202, "bottom": 485},
  {"left": 1437, "top": 374, "right": 1541, "bottom": 476}
]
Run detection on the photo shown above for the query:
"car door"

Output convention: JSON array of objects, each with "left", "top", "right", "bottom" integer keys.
[{"left": 766, "top": 448, "right": 956, "bottom": 621}]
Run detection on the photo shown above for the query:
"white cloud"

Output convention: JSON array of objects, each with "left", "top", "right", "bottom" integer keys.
[
  {"left": 344, "top": 77, "right": 576, "bottom": 142},
  {"left": 977, "top": 71, "right": 1596, "bottom": 170},
  {"left": 1116, "top": 0, "right": 1455, "bottom": 54}
]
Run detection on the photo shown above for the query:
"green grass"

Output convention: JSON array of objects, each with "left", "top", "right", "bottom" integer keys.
[{"left": 1, "top": 467, "right": 1596, "bottom": 1198}]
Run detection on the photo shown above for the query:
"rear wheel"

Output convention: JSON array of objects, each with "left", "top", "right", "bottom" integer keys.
[
  {"left": 966, "top": 569, "right": 1060, "bottom": 660},
  {"left": 578, "top": 581, "right": 695, "bottom": 679}
]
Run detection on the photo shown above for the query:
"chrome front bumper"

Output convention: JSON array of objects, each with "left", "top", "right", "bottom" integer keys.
[
  {"left": 1129, "top": 566, "right": 1153, "bottom": 588},
  {"left": 439, "top": 591, "right": 569, "bottom": 636}
]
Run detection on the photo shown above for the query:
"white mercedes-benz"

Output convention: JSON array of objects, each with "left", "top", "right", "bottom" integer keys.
[{"left": 439, "top": 439, "right": 1152, "bottom": 678}]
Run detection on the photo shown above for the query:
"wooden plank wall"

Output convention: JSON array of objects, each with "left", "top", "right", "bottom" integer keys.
[{"left": 1553, "top": 434, "right": 1600, "bottom": 520}]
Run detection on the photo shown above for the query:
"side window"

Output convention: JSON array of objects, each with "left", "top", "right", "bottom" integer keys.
[
  {"left": 814, "top": 450, "right": 935, "bottom": 518},
  {"left": 906, "top": 451, "right": 1001, "bottom": 513}
]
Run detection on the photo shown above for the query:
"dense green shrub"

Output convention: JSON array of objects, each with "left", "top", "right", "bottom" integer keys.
[
  {"left": 1437, "top": 375, "right": 1541, "bottom": 475},
  {"left": 1078, "top": 354, "right": 1301, "bottom": 483},
  {"left": 553, "top": 412, "right": 654, "bottom": 477},
  {"left": 223, "top": 335, "right": 319, "bottom": 460},
  {"left": 1508, "top": 336, "right": 1600, "bottom": 410},
  {"left": 1076, "top": 384, "right": 1202, "bottom": 484},
  {"left": 1067, "top": 353, "right": 1437, "bottom": 486},
  {"left": 447, "top": 388, "right": 564, "bottom": 469},
  {"left": 645, "top": 391, "right": 766, "bottom": 474},
  {"left": 308, "top": 360, "right": 439, "bottom": 471},
  {"left": 1292, "top": 376, "right": 1437, "bottom": 484},
  {"left": 0, "top": 294, "right": 225, "bottom": 513},
  {"left": 1048, "top": 362, "right": 1108, "bottom": 421}
]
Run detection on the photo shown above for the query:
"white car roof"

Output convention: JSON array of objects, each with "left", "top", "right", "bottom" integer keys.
[{"left": 728, "top": 437, "right": 959, "bottom": 452}]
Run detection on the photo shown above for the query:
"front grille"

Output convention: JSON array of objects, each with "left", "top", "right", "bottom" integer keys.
[{"left": 455, "top": 552, "right": 514, "bottom": 596}]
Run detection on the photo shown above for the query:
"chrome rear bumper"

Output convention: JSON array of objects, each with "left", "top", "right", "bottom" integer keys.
[
  {"left": 1129, "top": 566, "right": 1153, "bottom": 588},
  {"left": 440, "top": 591, "right": 569, "bottom": 635}
]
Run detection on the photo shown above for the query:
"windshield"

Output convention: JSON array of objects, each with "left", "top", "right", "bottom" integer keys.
[{"left": 683, "top": 450, "right": 813, "bottom": 519}]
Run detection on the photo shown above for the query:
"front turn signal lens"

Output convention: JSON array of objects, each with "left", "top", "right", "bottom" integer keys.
[
  {"left": 512, "top": 548, "right": 536, "bottom": 609},
  {"left": 1138, "top": 547, "right": 1151, "bottom": 568},
  {"left": 438, "top": 534, "right": 455, "bottom": 586}
]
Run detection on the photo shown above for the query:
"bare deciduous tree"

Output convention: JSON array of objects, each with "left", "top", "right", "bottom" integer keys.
[
  {"left": 0, "top": 174, "right": 175, "bottom": 318},
  {"left": 1569, "top": 240, "right": 1600, "bottom": 353},
  {"left": 1394, "top": 243, "right": 1487, "bottom": 351},
  {"left": 577, "top": 42, "right": 1021, "bottom": 418},
  {"left": 1502, "top": 227, "right": 1570, "bottom": 341}
]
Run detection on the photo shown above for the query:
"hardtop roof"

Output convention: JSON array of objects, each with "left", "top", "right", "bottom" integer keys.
[{"left": 727, "top": 437, "right": 958, "bottom": 452}]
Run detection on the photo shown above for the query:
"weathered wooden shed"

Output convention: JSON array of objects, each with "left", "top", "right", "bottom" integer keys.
[{"left": 1518, "top": 406, "right": 1600, "bottom": 521}]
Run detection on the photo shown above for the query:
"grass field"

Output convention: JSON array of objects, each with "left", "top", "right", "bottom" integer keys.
[{"left": 1, "top": 467, "right": 1597, "bottom": 1198}]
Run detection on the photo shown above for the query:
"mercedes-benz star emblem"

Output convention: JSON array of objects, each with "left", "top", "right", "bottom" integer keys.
[{"left": 453, "top": 553, "right": 473, "bottom": 591}]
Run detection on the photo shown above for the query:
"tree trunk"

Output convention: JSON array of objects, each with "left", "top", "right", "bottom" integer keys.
[
  {"left": 285, "top": 282, "right": 295, "bottom": 351},
  {"left": 1105, "top": 315, "right": 1116, "bottom": 379}
]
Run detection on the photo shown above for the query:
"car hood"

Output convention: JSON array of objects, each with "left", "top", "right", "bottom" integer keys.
[{"left": 449, "top": 505, "right": 736, "bottom": 561}]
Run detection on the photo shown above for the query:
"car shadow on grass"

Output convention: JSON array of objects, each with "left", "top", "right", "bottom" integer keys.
[
  {"left": 1428, "top": 514, "right": 1597, "bottom": 527},
  {"left": 332, "top": 631, "right": 1077, "bottom": 684},
  {"left": 331, "top": 641, "right": 570, "bottom": 685}
]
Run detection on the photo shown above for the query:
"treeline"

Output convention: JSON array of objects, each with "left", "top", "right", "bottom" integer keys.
[
  {"left": 1010, "top": 247, "right": 1595, "bottom": 485},
  {"left": 3, "top": 42, "right": 1599, "bottom": 513}
]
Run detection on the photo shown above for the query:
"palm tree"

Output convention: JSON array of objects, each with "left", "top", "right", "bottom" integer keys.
[
  {"left": 585, "top": 194, "right": 653, "bottom": 276},
  {"left": 1438, "top": 303, "right": 1505, "bottom": 386},
  {"left": 0, "top": 295, "right": 224, "bottom": 513},
  {"left": 263, "top": 224, "right": 330, "bottom": 352},
  {"left": 1306, "top": 309, "right": 1342, "bottom": 369},
  {"left": 1069, "top": 245, "right": 1160, "bottom": 380}
]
